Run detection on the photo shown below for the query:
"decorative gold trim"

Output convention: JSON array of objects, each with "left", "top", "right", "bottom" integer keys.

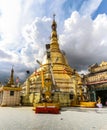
[{"left": 3, "top": 87, "right": 22, "bottom": 91}]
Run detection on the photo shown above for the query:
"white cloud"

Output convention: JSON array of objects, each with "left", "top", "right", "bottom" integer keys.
[
  {"left": 21, "top": 16, "right": 51, "bottom": 67},
  {"left": 80, "top": 0, "right": 102, "bottom": 16},
  {"left": 0, "top": 49, "right": 12, "bottom": 59},
  {"left": 0, "top": 0, "right": 21, "bottom": 44},
  {"left": 59, "top": 11, "right": 107, "bottom": 70}
]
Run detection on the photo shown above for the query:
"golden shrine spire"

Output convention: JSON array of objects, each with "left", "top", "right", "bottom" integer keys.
[
  {"left": 50, "top": 14, "right": 60, "bottom": 52},
  {"left": 7, "top": 66, "right": 14, "bottom": 86},
  {"left": 10, "top": 67, "right": 14, "bottom": 85},
  {"left": 51, "top": 14, "right": 57, "bottom": 31},
  {"left": 51, "top": 14, "right": 58, "bottom": 42}
]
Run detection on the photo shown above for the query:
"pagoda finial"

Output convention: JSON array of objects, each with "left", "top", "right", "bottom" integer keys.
[
  {"left": 7, "top": 66, "right": 14, "bottom": 86},
  {"left": 10, "top": 66, "right": 14, "bottom": 85},
  {"left": 50, "top": 14, "right": 60, "bottom": 51},
  {"left": 51, "top": 14, "right": 57, "bottom": 40},
  {"left": 53, "top": 14, "right": 56, "bottom": 20},
  {"left": 51, "top": 14, "right": 57, "bottom": 31}
]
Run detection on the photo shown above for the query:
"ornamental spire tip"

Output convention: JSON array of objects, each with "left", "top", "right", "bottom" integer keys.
[{"left": 53, "top": 14, "right": 56, "bottom": 20}]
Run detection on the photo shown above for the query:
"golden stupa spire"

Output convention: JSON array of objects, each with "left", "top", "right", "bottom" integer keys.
[
  {"left": 51, "top": 14, "right": 57, "bottom": 31},
  {"left": 50, "top": 14, "right": 60, "bottom": 52},
  {"left": 51, "top": 14, "right": 58, "bottom": 42},
  {"left": 7, "top": 66, "right": 14, "bottom": 86}
]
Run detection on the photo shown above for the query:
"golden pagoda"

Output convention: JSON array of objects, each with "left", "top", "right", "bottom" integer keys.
[{"left": 22, "top": 15, "right": 83, "bottom": 107}]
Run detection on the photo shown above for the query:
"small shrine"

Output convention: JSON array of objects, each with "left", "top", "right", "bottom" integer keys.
[{"left": 0, "top": 68, "right": 21, "bottom": 106}]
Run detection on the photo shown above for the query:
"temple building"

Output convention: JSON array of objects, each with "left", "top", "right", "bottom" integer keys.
[
  {"left": 21, "top": 15, "right": 84, "bottom": 107},
  {"left": 0, "top": 68, "right": 21, "bottom": 106},
  {"left": 85, "top": 61, "right": 107, "bottom": 106}
]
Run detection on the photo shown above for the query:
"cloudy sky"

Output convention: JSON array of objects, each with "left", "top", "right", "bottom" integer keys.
[{"left": 0, "top": 0, "right": 107, "bottom": 83}]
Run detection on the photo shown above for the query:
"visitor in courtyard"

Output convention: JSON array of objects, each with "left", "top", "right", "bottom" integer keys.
[{"left": 96, "top": 96, "right": 103, "bottom": 108}]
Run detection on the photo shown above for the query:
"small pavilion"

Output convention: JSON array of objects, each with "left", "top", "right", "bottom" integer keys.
[{"left": 0, "top": 68, "right": 21, "bottom": 106}]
